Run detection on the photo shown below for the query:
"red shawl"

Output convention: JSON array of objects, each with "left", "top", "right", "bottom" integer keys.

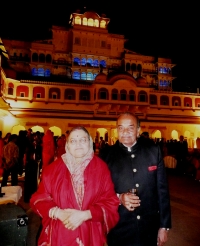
[{"left": 30, "top": 156, "right": 119, "bottom": 246}]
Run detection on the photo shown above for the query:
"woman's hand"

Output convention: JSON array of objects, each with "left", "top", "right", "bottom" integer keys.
[
  {"left": 119, "top": 193, "right": 141, "bottom": 211},
  {"left": 58, "top": 209, "right": 92, "bottom": 230}
]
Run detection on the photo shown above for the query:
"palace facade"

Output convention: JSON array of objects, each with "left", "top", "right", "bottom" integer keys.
[{"left": 1, "top": 10, "right": 200, "bottom": 148}]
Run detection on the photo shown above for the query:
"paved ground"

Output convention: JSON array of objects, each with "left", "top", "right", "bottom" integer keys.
[{"left": 4, "top": 169, "right": 200, "bottom": 246}]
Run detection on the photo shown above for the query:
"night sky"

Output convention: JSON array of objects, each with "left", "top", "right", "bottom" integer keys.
[{"left": 0, "top": 1, "right": 198, "bottom": 92}]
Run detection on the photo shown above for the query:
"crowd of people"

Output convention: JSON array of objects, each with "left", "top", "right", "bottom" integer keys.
[{"left": 0, "top": 114, "right": 200, "bottom": 245}]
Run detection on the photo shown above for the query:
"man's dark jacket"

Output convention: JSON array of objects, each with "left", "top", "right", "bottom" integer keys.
[{"left": 99, "top": 139, "right": 171, "bottom": 246}]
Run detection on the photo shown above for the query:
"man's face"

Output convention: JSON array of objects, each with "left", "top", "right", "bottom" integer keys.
[{"left": 117, "top": 114, "right": 140, "bottom": 147}]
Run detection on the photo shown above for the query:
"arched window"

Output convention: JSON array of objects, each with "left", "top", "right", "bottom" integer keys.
[
  {"left": 100, "top": 20, "right": 106, "bottom": 28},
  {"left": 87, "top": 58, "right": 93, "bottom": 67},
  {"left": 167, "top": 68, "right": 171, "bottom": 74},
  {"left": 75, "top": 16, "right": 81, "bottom": 25},
  {"left": 138, "top": 91, "right": 147, "bottom": 102},
  {"left": 163, "top": 67, "right": 167, "bottom": 74},
  {"left": 81, "top": 72, "right": 86, "bottom": 80},
  {"left": 93, "top": 59, "right": 99, "bottom": 67},
  {"left": 39, "top": 53, "right": 45, "bottom": 63},
  {"left": 98, "top": 88, "right": 108, "bottom": 99},
  {"left": 88, "top": 18, "right": 94, "bottom": 26},
  {"left": 160, "top": 95, "right": 169, "bottom": 105},
  {"left": 126, "top": 63, "right": 131, "bottom": 71},
  {"left": 137, "top": 64, "right": 142, "bottom": 72},
  {"left": 73, "top": 57, "right": 80, "bottom": 66},
  {"left": 131, "top": 63, "right": 136, "bottom": 71},
  {"left": 32, "top": 53, "right": 38, "bottom": 62},
  {"left": 83, "top": 17, "right": 87, "bottom": 25},
  {"left": 46, "top": 54, "right": 52, "bottom": 63},
  {"left": 38, "top": 68, "right": 45, "bottom": 76},
  {"left": 81, "top": 58, "right": 86, "bottom": 66},
  {"left": 65, "top": 89, "right": 76, "bottom": 100},
  {"left": 87, "top": 72, "right": 93, "bottom": 81},
  {"left": 172, "top": 96, "right": 181, "bottom": 106},
  {"left": 159, "top": 67, "right": 163, "bottom": 73},
  {"left": 94, "top": 19, "right": 99, "bottom": 27},
  {"left": 45, "top": 69, "right": 51, "bottom": 77},
  {"left": 72, "top": 71, "right": 80, "bottom": 80},
  {"left": 79, "top": 90, "right": 90, "bottom": 101},
  {"left": 32, "top": 68, "right": 38, "bottom": 76},
  {"left": 49, "top": 88, "right": 60, "bottom": 99},
  {"left": 33, "top": 86, "right": 45, "bottom": 98},
  {"left": 112, "top": 89, "right": 118, "bottom": 100},
  {"left": 16, "top": 85, "right": 29, "bottom": 97},
  {"left": 120, "top": 90, "right": 127, "bottom": 101},
  {"left": 100, "top": 60, "right": 106, "bottom": 68},
  {"left": 129, "top": 90, "right": 135, "bottom": 101},
  {"left": 8, "top": 83, "right": 14, "bottom": 95},
  {"left": 150, "top": 95, "right": 157, "bottom": 105}
]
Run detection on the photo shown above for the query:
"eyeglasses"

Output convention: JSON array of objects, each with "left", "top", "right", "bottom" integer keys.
[{"left": 69, "top": 138, "right": 89, "bottom": 145}]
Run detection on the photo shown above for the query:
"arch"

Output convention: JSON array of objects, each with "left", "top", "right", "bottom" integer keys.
[
  {"left": 83, "top": 17, "right": 87, "bottom": 25},
  {"left": 163, "top": 67, "right": 167, "bottom": 74},
  {"left": 33, "top": 86, "right": 45, "bottom": 98},
  {"left": 171, "top": 130, "right": 178, "bottom": 140},
  {"left": 38, "top": 68, "right": 45, "bottom": 76},
  {"left": 16, "top": 85, "right": 29, "bottom": 97},
  {"left": 79, "top": 89, "right": 90, "bottom": 101},
  {"left": 131, "top": 63, "right": 136, "bottom": 71},
  {"left": 65, "top": 88, "right": 76, "bottom": 100},
  {"left": 184, "top": 97, "right": 192, "bottom": 107},
  {"left": 88, "top": 18, "right": 94, "bottom": 26},
  {"left": 11, "top": 124, "right": 25, "bottom": 135},
  {"left": 81, "top": 72, "right": 87, "bottom": 80},
  {"left": 39, "top": 53, "right": 45, "bottom": 63},
  {"left": 93, "top": 59, "right": 99, "bottom": 67},
  {"left": 75, "top": 16, "right": 81, "bottom": 25},
  {"left": 72, "top": 71, "right": 81, "bottom": 80},
  {"left": 98, "top": 88, "right": 108, "bottom": 100},
  {"left": 160, "top": 95, "right": 169, "bottom": 105},
  {"left": 152, "top": 130, "right": 161, "bottom": 139},
  {"left": 159, "top": 67, "right": 163, "bottom": 73},
  {"left": 46, "top": 54, "right": 52, "bottom": 63},
  {"left": 49, "top": 87, "right": 61, "bottom": 99},
  {"left": 120, "top": 89, "right": 127, "bottom": 101},
  {"left": 150, "top": 94, "right": 157, "bottom": 105},
  {"left": 129, "top": 90, "right": 135, "bottom": 101},
  {"left": 81, "top": 58, "right": 86, "bottom": 66},
  {"left": 137, "top": 64, "right": 142, "bottom": 72},
  {"left": 31, "top": 125, "right": 44, "bottom": 133},
  {"left": 195, "top": 98, "right": 200, "bottom": 107},
  {"left": 172, "top": 96, "right": 181, "bottom": 106},
  {"left": 45, "top": 69, "right": 51, "bottom": 77},
  {"left": 32, "top": 53, "right": 38, "bottom": 62},
  {"left": 73, "top": 57, "right": 80, "bottom": 66},
  {"left": 96, "top": 128, "right": 108, "bottom": 144},
  {"left": 94, "top": 19, "right": 99, "bottom": 27},
  {"left": 112, "top": 89, "right": 118, "bottom": 100},
  {"left": 100, "top": 20, "right": 106, "bottom": 28},
  {"left": 126, "top": 63, "right": 130, "bottom": 71},
  {"left": 87, "top": 72, "right": 93, "bottom": 81},
  {"left": 138, "top": 90, "right": 148, "bottom": 102},
  {"left": 8, "top": 82, "right": 14, "bottom": 95},
  {"left": 100, "top": 60, "right": 106, "bottom": 68},
  {"left": 32, "top": 67, "right": 38, "bottom": 76},
  {"left": 49, "top": 126, "right": 61, "bottom": 137},
  {"left": 87, "top": 58, "right": 93, "bottom": 67}
]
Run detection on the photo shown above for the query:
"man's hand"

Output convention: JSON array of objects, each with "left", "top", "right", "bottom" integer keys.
[
  {"left": 119, "top": 193, "right": 141, "bottom": 211},
  {"left": 157, "top": 228, "right": 169, "bottom": 246}
]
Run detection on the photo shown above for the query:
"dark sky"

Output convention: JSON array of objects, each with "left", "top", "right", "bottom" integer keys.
[{"left": 0, "top": 1, "right": 199, "bottom": 92}]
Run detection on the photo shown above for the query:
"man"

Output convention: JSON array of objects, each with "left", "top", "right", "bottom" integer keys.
[
  {"left": 99, "top": 112, "right": 171, "bottom": 246},
  {"left": 176, "top": 135, "right": 188, "bottom": 174},
  {"left": 2, "top": 134, "right": 19, "bottom": 186}
]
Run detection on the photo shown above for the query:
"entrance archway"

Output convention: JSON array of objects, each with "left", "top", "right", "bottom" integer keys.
[
  {"left": 11, "top": 124, "right": 25, "bottom": 134},
  {"left": 49, "top": 126, "right": 62, "bottom": 137}
]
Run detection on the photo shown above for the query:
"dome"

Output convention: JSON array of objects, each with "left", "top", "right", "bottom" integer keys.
[
  {"left": 136, "top": 77, "right": 147, "bottom": 84},
  {"left": 94, "top": 73, "right": 107, "bottom": 82}
]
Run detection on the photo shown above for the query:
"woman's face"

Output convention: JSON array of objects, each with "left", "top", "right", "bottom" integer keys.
[{"left": 67, "top": 129, "right": 90, "bottom": 160}]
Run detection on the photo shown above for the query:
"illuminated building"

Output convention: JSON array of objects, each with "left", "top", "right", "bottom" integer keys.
[{"left": 1, "top": 10, "right": 200, "bottom": 147}]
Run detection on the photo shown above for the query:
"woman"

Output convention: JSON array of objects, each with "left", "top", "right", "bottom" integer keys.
[{"left": 30, "top": 126, "right": 119, "bottom": 246}]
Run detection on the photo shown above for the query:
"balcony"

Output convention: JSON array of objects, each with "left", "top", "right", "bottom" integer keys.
[
  {"left": 52, "top": 60, "right": 72, "bottom": 66},
  {"left": 142, "top": 69, "right": 157, "bottom": 75},
  {"left": 9, "top": 56, "right": 30, "bottom": 62}
]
